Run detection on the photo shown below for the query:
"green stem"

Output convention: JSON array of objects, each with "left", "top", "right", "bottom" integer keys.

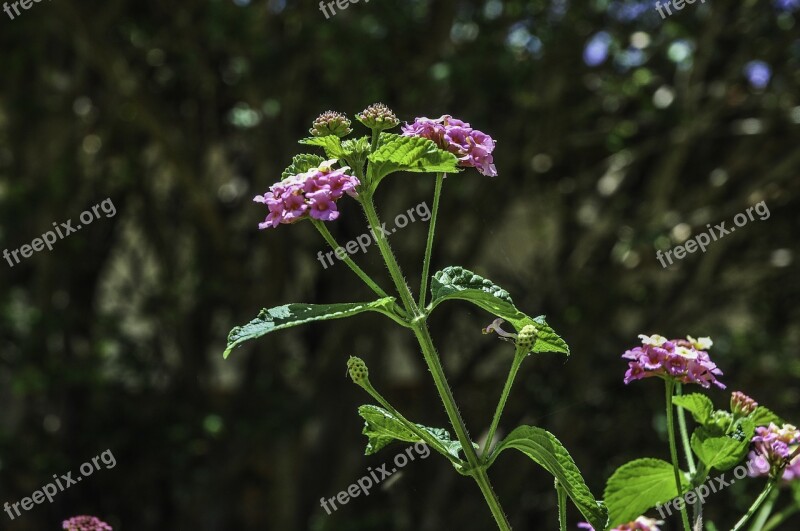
[
  {"left": 748, "top": 487, "right": 780, "bottom": 531},
  {"left": 483, "top": 350, "right": 524, "bottom": 459},
  {"left": 418, "top": 173, "right": 444, "bottom": 308},
  {"left": 666, "top": 380, "right": 693, "bottom": 531},
  {"left": 675, "top": 383, "right": 697, "bottom": 475},
  {"left": 370, "top": 129, "right": 381, "bottom": 153},
  {"left": 731, "top": 480, "right": 777, "bottom": 531},
  {"left": 312, "top": 220, "right": 392, "bottom": 301},
  {"left": 357, "top": 379, "right": 461, "bottom": 466},
  {"left": 557, "top": 480, "right": 568, "bottom": 531},
  {"left": 361, "top": 194, "right": 511, "bottom": 530},
  {"left": 761, "top": 504, "right": 799, "bottom": 531}
]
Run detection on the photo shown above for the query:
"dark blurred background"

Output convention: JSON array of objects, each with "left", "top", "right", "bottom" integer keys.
[{"left": 1, "top": 0, "right": 799, "bottom": 529}]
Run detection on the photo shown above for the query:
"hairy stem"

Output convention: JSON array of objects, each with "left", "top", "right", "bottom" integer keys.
[
  {"left": 361, "top": 194, "right": 511, "bottom": 530},
  {"left": 418, "top": 172, "right": 444, "bottom": 307},
  {"left": 666, "top": 380, "right": 693, "bottom": 531},
  {"left": 731, "top": 479, "right": 777, "bottom": 531},
  {"left": 483, "top": 350, "right": 524, "bottom": 459}
]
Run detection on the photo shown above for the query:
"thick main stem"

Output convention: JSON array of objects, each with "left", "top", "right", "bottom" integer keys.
[
  {"left": 666, "top": 380, "right": 693, "bottom": 531},
  {"left": 731, "top": 480, "right": 777, "bottom": 531},
  {"left": 361, "top": 194, "right": 511, "bottom": 530},
  {"left": 418, "top": 173, "right": 444, "bottom": 307}
]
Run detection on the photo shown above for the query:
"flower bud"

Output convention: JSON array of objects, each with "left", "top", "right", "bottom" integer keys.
[
  {"left": 310, "top": 111, "right": 352, "bottom": 138},
  {"left": 516, "top": 325, "right": 538, "bottom": 353},
  {"left": 356, "top": 103, "right": 400, "bottom": 131},
  {"left": 730, "top": 391, "right": 758, "bottom": 417},
  {"left": 347, "top": 356, "right": 369, "bottom": 386}
]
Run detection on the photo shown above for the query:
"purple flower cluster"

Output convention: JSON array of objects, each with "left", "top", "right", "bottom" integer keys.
[
  {"left": 622, "top": 334, "right": 725, "bottom": 389},
  {"left": 62, "top": 516, "right": 112, "bottom": 531},
  {"left": 254, "top": 160, "right": 360, "bottom": 229},
  {"left": 748, "top": 423, "right": 800, "bottom": 480},
  {"left": 579, "top": 516, "right": 661, "bottom": 531},
  {"left": 401, "top": 115, "right": 498, "bottom": 177}
]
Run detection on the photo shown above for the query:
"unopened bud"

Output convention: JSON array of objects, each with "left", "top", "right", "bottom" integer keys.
[
  {"left": 731, "top": 391, "right": 758, "bottom": 417},
  {"left": 356, "top": 103, "right": 400, "bottom": 131},
  {"left": 347, "top": 356, "right": 369, "bottom": 386},
  {"left": 516, "top": 325, "right": 538, "bottom": 353},
  {"left": 310, "top": 111, "right": 352, "bottom": 138}
]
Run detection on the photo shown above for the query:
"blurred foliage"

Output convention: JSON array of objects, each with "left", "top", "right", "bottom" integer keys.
[{"left": 1, "top": 0, "right": 799, "bottom": 529}]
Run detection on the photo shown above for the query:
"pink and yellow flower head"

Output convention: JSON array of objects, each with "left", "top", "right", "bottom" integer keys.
[
  {"left": 401, "top": 115, "right": 498, "bottom": 177},
  {"left": 622, "top": 334, "right": 725, "bottom": 389},
  {"left": 254, "top": 160, "right": 360, "bottom": 229},
  {"left": 63, "top": 516, "right": 113, "bottom": 531},
  {"left": 748, "top": 422, "right": 800, "bottom": 480}
]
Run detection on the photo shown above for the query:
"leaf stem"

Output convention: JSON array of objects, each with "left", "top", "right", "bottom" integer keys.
[
  {"left": 361, "top": 193, "right": 511, "bottom": 530},
  {"left": 675, "top": 383, "right": 697, "bottom": 475},
  {"left": 312, "top": 220, "right": 393, "bottom": 302},
  {"left": 357, "top": 379, "right": 462, "bottom": 466},
  {"left": 556, "top": 479, "right": 568, "bottom": 531},
  {"left": 748, "top": 486, "right": 780, "bottom": 531},
  {"left": 666, "top": 380, "right": 693, "bottom": 531},
  {"left": 761, "top": 503, "right": 799, "bottom": 531},
  {"left": 731, "top": 479, "right": 777, "bottom": 531},
  {"left": 418, "top": 172, "right": 444, "bottom": 308},
  {"left": 483, "top": 349, "right": 524, "bottom": 459}
]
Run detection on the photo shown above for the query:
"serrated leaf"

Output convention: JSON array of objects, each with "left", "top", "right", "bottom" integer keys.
[
  {"left": 299, "top": 136, "right": 346, "bottom": 159},
  {"left": 749, "top": 406, "right": 784, "bottom": 427},
  {"left": 224, "top": 298, "right": 397, "bottom": 358},
  {"left": 691, "top": 423, "right": 751, "bottom": 471},
  {"left": 489, "top": 426, "right": 607, "bottom": 530},
  {"left": 367, "top": 134, "right": 459, "bottom": 182},
  {"left": 281, "top": 153, "right": 325, "bottom": 180},
  {"left": 673, "top": 394, "right": 715, "bottom": 425},
  {"left": 357, "top": 405, "right": 464, "bottom": 460},
  {"left": 604, "top": 458, "right": 689, "bottom": 527},
  {"left": 428, "top": 266, "right": 569, "bottom": 355}
]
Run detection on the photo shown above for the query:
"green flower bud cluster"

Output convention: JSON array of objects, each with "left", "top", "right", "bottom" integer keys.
[
  {"left": 347, "top": 356, "right": 369, "bottom": 386},
  {"left": 516, "top": 324, "right": 538, "bottom": 353},
  {"left": 310, "top": 110, "right": 352, "bottom": 138},
  {"left": 356, "top": 103, "right": 400, "bottom": 131}
]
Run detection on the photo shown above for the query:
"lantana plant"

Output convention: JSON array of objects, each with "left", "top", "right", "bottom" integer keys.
[
  {"left": 597, "top": 334, "right": 800, "bottom": 531},
  {"left": 224, "top": 105, "right": 799, "bottom": 530},
  {"left": 225, "top": 104, "right": 607, "bottom": 530}
]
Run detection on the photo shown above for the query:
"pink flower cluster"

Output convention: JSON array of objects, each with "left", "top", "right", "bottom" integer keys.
[
  {"left": 579, "top": 516, "right": 661, "bottom": 531},
  {"left": 254, "top": 160, "right": 360, "bottom": 229},
  {"left": 622, "top": 334, "right": 725, "bottom": 389},
  {"left": 748, "top": 422, "right": 800, "bottom": 480},
  {"left": 62, "top": 515, "right": 112, "bottom": 531},
  {"left": 401, "top": 115, "right": 498, "bottom": 177}
]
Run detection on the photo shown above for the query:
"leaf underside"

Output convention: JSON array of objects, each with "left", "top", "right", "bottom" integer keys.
[{"left": 358, "top": 405, "right": 464, "bottom": 460}]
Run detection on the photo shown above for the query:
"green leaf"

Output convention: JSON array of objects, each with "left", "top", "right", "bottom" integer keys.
[
  {"left": 489, "top": 426, "right": 607, "bottom": 530},
  {"left": 749, "top": 406, "right": 784, "bottom": 427},
  {"left": 299, "top": 136, "right": 346, "bottom": 159},
  {"left": 672, "top": 394, "right": 715, "bottom": 425},
  {"left": 604, "top": 458, "right": 689, "bottom": 527},
  {"left": 281, "top": 153, "right": 325, "bottom": 180},
  {"left": 224, "top": 298, "right": 397, "bottom": 358},
  {"left": 367, "top": 134, "right": 459, "bottom": 183},
  {"left": 357, "top": 405, "right": 465, "bottom": 460},
  {"left": 691, "top": 423, "right": 751, "bottom": 471},
  {"left": 428, "top": 266, "right": 569, "bottom": 355}
]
